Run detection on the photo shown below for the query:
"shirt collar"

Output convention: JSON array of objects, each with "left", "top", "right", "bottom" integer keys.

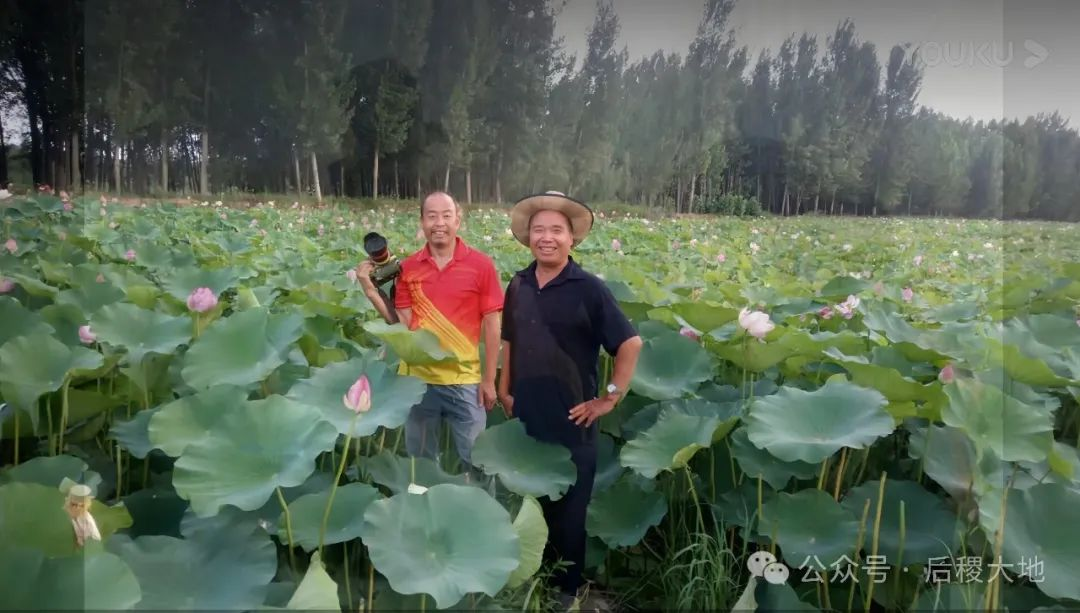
[
  {"left": 518, "top": 255, "right": 587, "bottom": 287},
  {"left": 418, "top": 236, "right": 470, "bottom": 263}
]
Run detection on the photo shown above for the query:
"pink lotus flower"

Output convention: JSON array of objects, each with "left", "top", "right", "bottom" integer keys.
[
  {"left": 124, "top": 249, "right": 136, "bottom": 262},
  {"left": 716, "top": 253, "right": 726, "bottom": 263},
  {"left": 836, "top": 295, "right": 861, "bottom": 319},
  {"left": 679, "top": 326, "right": 701, "bottom": 341},
  {"left": 738, "top": 308, "right": 775, "bottom": 340},
  {"left": 78, "top": 325, "right": 96, "bottom": 344},
  {"left": 63, "top": 202, "right": 73, "bottom": 212},
  {"left": 913, "top": 255, "right": 923, "bottom": 266},
  {"left": 902, "top": 287, "right": 914, "bottom": 302},
  {"left": 343, "top": 375, "right": 372, "bottom": 413},
  {"left": 4, "top": 238, "right": 16, "bottom": 253},
  {"left": 873, "top": 282, "right": 884, "bottom": 296},
  {"left": 611, "top": 239, "right": 621, "bottom": 251},
  {"left": 0, "top": 278, "right": 13, "bottom": 293},
  {"left": 186, "top": 287, "right": 218, "bottom": 313},
  {"left": 346, "top": 269, "right": 358, "bottom": 282},
  {"left": 819, "top": 306, "right": 834, "bottom": 320},
  {"left": 938, "top": 363, "right": 955, "bottom": 384}
]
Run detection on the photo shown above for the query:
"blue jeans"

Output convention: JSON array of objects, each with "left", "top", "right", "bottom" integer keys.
[{"left": 405, "top": 383, "right": 486, "bottom": 468}]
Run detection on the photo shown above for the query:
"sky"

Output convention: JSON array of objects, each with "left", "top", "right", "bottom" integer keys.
[{"left": 553, "top": 0, "right": 1080, "bottom": 125}]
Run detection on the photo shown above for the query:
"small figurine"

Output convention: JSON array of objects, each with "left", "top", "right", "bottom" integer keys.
[{"left": 63, "top": 484, "right": 102, "bottom": 547}]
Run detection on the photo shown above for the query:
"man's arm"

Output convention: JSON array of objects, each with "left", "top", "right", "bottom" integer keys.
[
  {"left": 479, "top": 311, "right": 500, "bottom": 410},
  {"left": 355, "top": 261, "right": 411, "bottom": 326},
  {"left": 568, "top": 335, "right": 642, "bottom": 427},
  {"left": 497, "top": 340, "right": 513, "bottom": 415}
]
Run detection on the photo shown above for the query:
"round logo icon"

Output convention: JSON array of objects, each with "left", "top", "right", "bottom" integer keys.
[{"left": 747, "top": 551, "right": 790, "bottom": 585}]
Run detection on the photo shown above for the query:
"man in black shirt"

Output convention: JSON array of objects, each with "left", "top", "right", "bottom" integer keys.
[{"left": 497, "top": 191, "right": 643, "bottom": 604}]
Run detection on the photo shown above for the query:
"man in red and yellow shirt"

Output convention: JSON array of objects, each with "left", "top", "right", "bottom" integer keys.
[{"left": 356, "top": 191, "right": 503, "bottom": 469}]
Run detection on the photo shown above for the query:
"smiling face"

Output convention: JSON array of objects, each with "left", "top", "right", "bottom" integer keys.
[
  {"left": 528, "top": 209, "right": 573, "bottom": 267},
  {"left": 421, "top": 192, "right": 460, "bottom": 249}
]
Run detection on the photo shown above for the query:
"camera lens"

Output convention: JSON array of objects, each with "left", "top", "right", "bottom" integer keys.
[{"left": 363, "top": 232, "right": 389, "bottom": 263}]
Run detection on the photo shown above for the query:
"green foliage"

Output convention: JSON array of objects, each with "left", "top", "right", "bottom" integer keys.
[{"left": 696, "top": 193, "right": 764, "bottom": 216}]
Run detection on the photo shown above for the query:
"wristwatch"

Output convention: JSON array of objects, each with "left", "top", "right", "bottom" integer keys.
[{"left": 604, "top": 383, "right": 623, "bottom": 402}]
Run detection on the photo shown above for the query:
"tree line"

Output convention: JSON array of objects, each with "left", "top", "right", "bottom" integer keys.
[{"left": 1, "top": 0, "right": 1077, "bottom": 221}]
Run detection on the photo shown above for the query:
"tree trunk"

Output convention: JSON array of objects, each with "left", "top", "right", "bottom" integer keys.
[
  {"left": 372, "top": 140, "right": 380, "bottom": 198},
  {"left": 494, "top": 147, "right": 503, "bottom": 203},
  {"left": 70, "top": 131, "right": 81, "bottom": 192},
  {"left": 907, "top": 190, "right": 913, "bottom": 215},
  {"left": 340, "top": 163, "right": 346, "bottom": 198},
  {"left": 688, "top": 174, "right": 698, "bottom": 214},
  {"left": 160, "top": 127, "right": 168, "bottom": 193},
  {"left": 676, "top": 176, "right": 683, "bottom": 214},
  {"left": 311, "top": 152, "right": 322, "bottom": 203},
  {"left": 393, "top": 159, "right": 400, "bottom": 198},
  {"left": 465, "top": 167, "right": 472, "bottom": 205},
  {"left": 293, "top": 147, "right": 302, "bottom": 195},
  {"left": 444, "top": 161, "right": 450, "bottom": 192},
  {"left": 0, "top": 112, "right": 7, "bottom": 186},
  {"left": 113, "top": 144, "right": 122, "bottom": 193},
  {"left": 199, "top": 128, "right": 209, "bottom": 195}
]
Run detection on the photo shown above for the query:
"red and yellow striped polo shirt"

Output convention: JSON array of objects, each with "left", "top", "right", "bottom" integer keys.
[{"left": 394, "top": 237, "right": 504, "bottom": 384}]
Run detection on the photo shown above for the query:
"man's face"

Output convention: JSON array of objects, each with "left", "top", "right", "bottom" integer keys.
[
  {"left": 528, "top": 209, "right": 573, "bottom": 265},
  {"left": 421, "top": 194, "right": 460, "bottom": 248}
]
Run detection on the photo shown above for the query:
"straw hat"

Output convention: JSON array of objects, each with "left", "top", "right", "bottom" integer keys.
[{"left": 509, "top": 191, "right": 594, "bottom": 247}]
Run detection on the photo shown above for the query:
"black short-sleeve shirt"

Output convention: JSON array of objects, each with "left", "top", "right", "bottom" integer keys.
[{"left": 501, "top": 256, "right": 638, "bottom": 448}]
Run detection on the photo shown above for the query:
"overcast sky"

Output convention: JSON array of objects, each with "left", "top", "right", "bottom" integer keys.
[{"left": 553, "top": 0, "right": 1080, "bottom": 125}]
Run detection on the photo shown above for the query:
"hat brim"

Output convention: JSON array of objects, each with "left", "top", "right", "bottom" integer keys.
[{"left": 509, "top": 193, "right": 594, "bottom": 247}]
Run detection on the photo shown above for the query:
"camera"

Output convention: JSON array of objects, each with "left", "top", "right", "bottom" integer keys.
[{"left": 363, "top": 232, "right": 401, "bottom": 286}]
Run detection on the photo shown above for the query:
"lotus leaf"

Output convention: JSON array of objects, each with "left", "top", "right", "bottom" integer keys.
[{"left": 472, "top": 419, "right": 577, "bottom": 500}]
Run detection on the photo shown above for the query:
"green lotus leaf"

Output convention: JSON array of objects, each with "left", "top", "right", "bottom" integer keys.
[
  {"left": 620, "top": 409, "right": 724, "bottom": 479},
  {"left": 0, "top": 482, "right": 132, "bottom": 556},
  {"left": 756, "top": 581, "right": 818, "bottom": 611},
  {"left": 586, "top": 474, "right": 667, "bottom": 548},
  {"left": 276, "top": 482, "right": 380, "bottom": 551},
  {"left": 171, "top": 395, "right": 338, "bottom": 517},
  {"left": 841, "top": 479, "right": 960, "bottom": 563},
  {"left": 0, "top": 332, "right": 104, "bottom": 429},
  {"left": 907, "top": 425, "right": 978, "bottom": 502},
  {"left": 89, "top": 303, "right": 191, "bottom": 366},
  {"left": 995, "top": 483, "right": 1080, "bottom": 601},
  {"left": 507, "top": 496, "right": 549, "bottom": 589},
  {"left": 729, "top": 428, "right": 818, "bottom": 490},
  {"left": 630, "top": 329, "right": 715, "bottom": 400},
  {"left": 0, "top": 548, "right": 141, "bottom": 611},
  {"left": 38, "top": 303, "right": 88, "bottom": 346},
  {"left": 107, "top": 517, "right": 277, "bottom": 610},
  {"left": 362, "top": 450, "right": 472, "bottom": 494},
  {"left": 181, "top": 307, "right": 304, "bottom": 389},
  {"left": 822, "top": 347, "right": 936, "bottom": 403},
  {"left": 757, "top": 489, "right": 861, "bottom": 567},
  {"left": 713, "top": 334, "right": 799, "bottom": 372},
  {"left": 286, "top": 356, "right": 426, "bottom": 437},
  {"left": 159, "top": 265, "right": 241, "bottom": 303},
  {"left": 0, "top": 296, "right": 55, "bottom": 346},
  {"left": 148, "top": 385, "right": 250, "bottom": 457},
  {"left": 362, "top": 320, "right": 457, "bottom": 365},
  {"left": 362, "top": 483, "right": 520, "bottom": 609},
  {"left": 621, "top": 397, "right": 742, "bottom": 441},
  {"left": 6, "top": 271, "right": 58, "bottom": 298},
  {"left": 0, "top": 454, "right": 102, "bottom": 495},
  {"left": 594, "top": 433, "right": 624, "bottom": 493},
  {"left": 668, "top": 301, "right": 740, "bottom": 332},
  {"left": 942, "top": 378, "right": 1054, "bottom": 463},
  {"left": 745, "top": 379, "right": 893, "bottom": 464},
  {"left": 109, "top": 409, "right": 157, "bottom": 459},
  {"left": 819, "top": 275, "right": 871, "bottom": 298},
  {"left": 121, "top": 487, "right": 188, "bottom": 538},
  {"left": 472, "top": 419, "right": 577, "bottom": 500},
  {"left": 55, "top": 279, "right": 126, "bottom": 316},
  {"left": 283, "top": 551, "right": 341, "bottom": 610}
]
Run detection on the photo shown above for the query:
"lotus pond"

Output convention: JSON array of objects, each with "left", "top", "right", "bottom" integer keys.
[{"left": 1, "top": 194, "right": 1079, "bottom": 611}]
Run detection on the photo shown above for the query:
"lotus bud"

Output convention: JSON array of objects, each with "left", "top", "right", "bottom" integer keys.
[
  {"left": 679, "top": 326, "right": 701, "bottom": 342},
  {"left": 4, "top": 238, "right": 16, "bottom": 253},
  {"left": 63, "top": 484, "right": 101, "bottom": 547},
  {"left": 186, "top": 287, "right": 218, "bottom": 313},
  {"left": 124, "top": 249, "right": 136, "bottom": 262},
  {"left": 611, "top": 239, "right": 621, "bottom": 251},
  {"left": 344, "top": 375, "right": 372, "bottom": 414},
  {"left": 0, "top": 278, "right": 13, "bottom": 293},
  {"left": 902, "top": 287, "right": 914, "bottom": 302},
  {"left": 938, "top": 363, "right": 955, "bottom": 384},
  {"left": 78, "top": 325, "right": 96, "bottom": 344}
]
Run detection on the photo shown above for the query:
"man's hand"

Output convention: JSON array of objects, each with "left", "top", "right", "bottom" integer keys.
[
  {"left": 568, "top": 396, "right": 617, "bottom": 428},
  {"left": 498, "top": 392, "right": 514, "bottom": 418},
  {"left": 479, "top": 380, "right": 497, "bottom": 411},
  {"left": 354, "top": 260, "right": 376, "bottom": 293}
]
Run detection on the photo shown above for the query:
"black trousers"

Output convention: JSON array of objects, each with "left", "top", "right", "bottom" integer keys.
[{"left": 539, "top": 440, "right": 598, "bottom": 595}]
